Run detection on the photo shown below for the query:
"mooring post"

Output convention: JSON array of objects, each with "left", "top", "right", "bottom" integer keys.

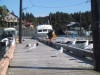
[{"left": 91, "top": 0, "right": 100, "bottom": 71}]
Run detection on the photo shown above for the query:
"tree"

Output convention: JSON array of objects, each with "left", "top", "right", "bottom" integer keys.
[{"left": 0, "top": 5, "right": 9, "bottom": 20}]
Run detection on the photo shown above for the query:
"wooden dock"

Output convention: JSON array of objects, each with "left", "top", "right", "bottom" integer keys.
[{"left": 6, "top": 38, "right": 100, "bottom": 75}]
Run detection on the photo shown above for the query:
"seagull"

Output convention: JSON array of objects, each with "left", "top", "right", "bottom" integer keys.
[
  {"left": 71, "top": 39, "right": 77, "bottom": 45},
  {"left": 69, "top": 39, "right": 77, "bottom": 47},
  {"left": 29, "top": 43, "right": 37, "bottom": 50},
  {"left": 55, "top": 47, "right": 64, "bottom": 55},
  {"left": 83, "top": 40, "right": 89, "bottom": 48},
  {"left": 22, "top": 39, "right": 25, "bottom": 41},
  {"left": 59, "top": 47, "right": 63, "bottom": 53},
  {"left": 25, "top": 43, "right": 31, "bottom": 48},
  {"left": 84, "top": 41, "right": 93, "bottom": 50},
  {"left": 36, "top": 42, "right": 39, "bottom": 46},
  {"left": 84, "top": 43, "right": 93, "bottom": 50},
  {"left": 79, "top": 40, "right": 89, "bottom": 49}
]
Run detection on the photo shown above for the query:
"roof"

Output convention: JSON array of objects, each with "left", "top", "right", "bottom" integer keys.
[
  {"left": 67, "top": 22, "right": 80, "bottom": 27},
  {"left": 4, "top": 27, "right": 16, "bottom": 31},
  {"left": 10, "top": 13, "right": 19, "bottom": 18},
  {"left": 37, "top": 24, "right": 53, "bottom": 30}
]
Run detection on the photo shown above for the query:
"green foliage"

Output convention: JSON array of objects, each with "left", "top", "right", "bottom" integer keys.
[
  {"left": 0, "top": 5, "right": 9, "bottom": 21},
  {"left": 22, "top": 12, "right": 36, "bottom": 27},
  {"left": 0, "top": 5, "right": 8, "bottom": 16},
  {"left": 0, "top": 6, "right": 3, "bottom": 19}
]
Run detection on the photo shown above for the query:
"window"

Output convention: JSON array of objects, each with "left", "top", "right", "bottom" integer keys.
[
  {"left": 43, "top": 29, "right": 47, "bottom": 32},
  {"left": 38, "top": 30, "right": 42, "bottom": 32},
  {"left": 11, "top": 17, "right": 12, "bottom": 20}
]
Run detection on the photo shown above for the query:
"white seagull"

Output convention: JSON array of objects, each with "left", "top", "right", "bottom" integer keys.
[
  {"left": 71, "top": 39, "right": 77, "bottom": 45},
  {"left": 84, "top": 41, "right": 93, "bottom": 50},
  {"left": 83, "top": 40, "right": 89, "bottom": 49},
  {"left": 84, "top": 43, "right": 93, "bottom": 50},
  {"left": 29, "top": 43, "right": 38, "bottom": 50},
  {"left": 55, "top": 47, "right": 64, "bottom": 55}
]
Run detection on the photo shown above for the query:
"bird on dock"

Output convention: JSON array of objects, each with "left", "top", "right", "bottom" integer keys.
[
  {"left": 36, "top": 42, "right": 39, "bottom": 46},
  {"left": 25, "top": 43, "right": 31, "bottom": 48},
  {"left": 84, "top": 41, "right": 93, "bottom": 50},
  {"left": 84, "top": 40, "right": 89, "bottom": 46},
  {"left": 78, "top": 40, "right": 89, "bottom": 49},
  {"left": 22, "top": 39, "right": 25, "bottom": 41},
  {"left": 59, "top": 47, "right": 63, "bottom": 53},
  {"left": 71, "top": 39, "right": 77, "bottom": 45},
  {"left": 68, "top": 39, "right": 77, "bottom": 47},
  {"left": 84, "top": 43, "right": 93, "bottom": 50},
  {"left": 29, "top": 43, "right": 39, "bottom": 50},
  {"left": 55, "top": 47, "right": 64, "bottom": 55}
]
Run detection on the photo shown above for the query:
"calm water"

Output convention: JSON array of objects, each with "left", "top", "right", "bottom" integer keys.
[{"left": 56, "top": 34, "right": 92, "bottom": 49}]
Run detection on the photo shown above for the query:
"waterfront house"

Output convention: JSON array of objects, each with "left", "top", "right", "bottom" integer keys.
[
  {"left": 65, "top": 22, "right": 84, "bottom": 37},
  {"left": 3, "top": 12, "right": 19, "bottom": 27}
]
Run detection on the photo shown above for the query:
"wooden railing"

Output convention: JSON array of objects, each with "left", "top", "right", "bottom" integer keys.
[
  {"left": 38, "top": 38, "right": 93, "bottom": 59},
  {"left": 0, "top": 37, "right": 16, "bottom": 75}
]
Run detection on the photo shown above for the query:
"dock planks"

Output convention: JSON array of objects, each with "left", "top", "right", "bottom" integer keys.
[{"left": 6, "top": 38, "right": 100, "bottom": 75}]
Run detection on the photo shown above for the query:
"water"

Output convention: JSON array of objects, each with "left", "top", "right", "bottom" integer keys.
[
  {"left": 55, "top": 34, "right": 92, "bottom": 50},
  {"left": 57, "top": 34, "right": 79, "bottom": 39}
]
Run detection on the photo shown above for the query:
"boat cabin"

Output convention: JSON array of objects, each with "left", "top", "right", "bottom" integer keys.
[
  {"left": 1, "top": 27, "right": 18, "bottom": 39},
  {"left": 36, "top": 24, "right": 53, "bottom": 37}
]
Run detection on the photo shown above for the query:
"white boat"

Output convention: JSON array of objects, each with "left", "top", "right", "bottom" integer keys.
[
  {"left": 0, "top": 27, "right": 18, "bottom": 39},
  {"left": 36, "top": 24, "right": 53, "bottom": 38},
  {"left": 0, "top": 27, "right": 18, "bottom": 47},
  {"left": 3, "top": 27, "right": 18, "bottom": 38}
]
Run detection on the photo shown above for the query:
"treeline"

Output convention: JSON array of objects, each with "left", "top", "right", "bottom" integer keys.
[
  {"left": 0, "top": 5, "right": 9, "bottom": 20},
  {"left": 22, "top": 11, "right": 91, "bottom": 34}
]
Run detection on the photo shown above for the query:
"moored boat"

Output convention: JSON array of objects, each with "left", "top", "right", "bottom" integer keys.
[{"left": 36, "top": 24, "right": 53, "bottom": 38}]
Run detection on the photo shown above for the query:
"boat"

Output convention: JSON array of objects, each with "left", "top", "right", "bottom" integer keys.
[
  {"left": 0, "top": 27, "right": 18, "bottom": 48},
  {"left": 3, "top": 27, "right": 18, "bottom": 38},
  {"left": 0, "top": 27, "right": 18, "bottom": 42},
  {"left": 36, "top": 24, "right": 53, "bottom": 38}
]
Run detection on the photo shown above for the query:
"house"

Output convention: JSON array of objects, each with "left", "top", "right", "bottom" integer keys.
[
  {"left": 64, "top": 22, "right": 84, "bottom": 36},
  {"left": 3, "top": 12, "right": 19, "bottom": 27},
  {"left": 24, "top": 22, "right": 32, "bottom": 27},
  {"left": 24, "top": 21, "right": 34, "bottom": 28},
  {"left": 67, "top": 22, "right": 80, "bottom": 30}
]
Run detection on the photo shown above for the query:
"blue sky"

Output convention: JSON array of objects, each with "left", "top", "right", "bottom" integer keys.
[{"left": 0, "top": 0, "right": 91, "bottom": 17}]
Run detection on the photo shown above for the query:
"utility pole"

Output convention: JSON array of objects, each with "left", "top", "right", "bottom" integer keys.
[
  {"left": 79, "top": 12, "right": 82, "bottom": 36},
  {"left": 49, "top": 13, "right": 52, "bottom": 25},
  {"left": 19, "top": 0, "right": 22, "bottom": 43},
  {"left": 91, "top": 0, "right": 100, "bottom": 71}
]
